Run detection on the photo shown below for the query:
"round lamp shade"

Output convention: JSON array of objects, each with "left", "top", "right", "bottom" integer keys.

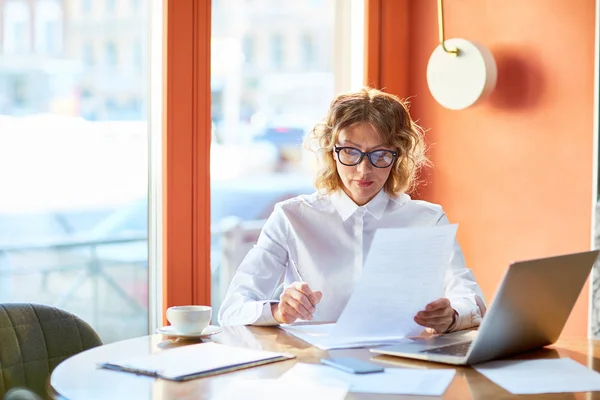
[{"left": 427, "top": 38, "right": 497, "bottom": 110}]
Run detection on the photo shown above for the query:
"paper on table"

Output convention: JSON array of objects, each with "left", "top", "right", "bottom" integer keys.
[
  {"left": 332, "top": 224, "right": 458, "bottom": 338},
  {"left": 474, "top": 358, "right": 600, "bottom": 394},
  {"left": 279, "top": 362, "right": 456, "bottom": 396},
  {"left": 280, "top": 323, "right": 413, "bottom": 350},
  {"left": 214, "top": 379, "right": 348, "bottom": 400},
  {"left": 99, "top": 342, "right": 294, "bottom": 381}
]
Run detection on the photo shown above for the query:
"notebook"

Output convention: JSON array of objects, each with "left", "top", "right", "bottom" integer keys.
[{"left": 98, "top": 342, "right": 295, "bottom": 381}]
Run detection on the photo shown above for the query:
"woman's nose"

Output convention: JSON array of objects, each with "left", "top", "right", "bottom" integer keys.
[{"left": 356, "top": 156, "right": 372, "bottom": 173}]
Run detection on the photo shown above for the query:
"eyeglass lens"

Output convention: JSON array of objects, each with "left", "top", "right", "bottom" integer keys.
[{"left": 338, "top": 147, "right": 394, "bottom": 167}]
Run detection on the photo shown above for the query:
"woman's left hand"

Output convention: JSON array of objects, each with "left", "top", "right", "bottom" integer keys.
[{"left": 414, "top": 298, "right": 457, "bottom": 333}]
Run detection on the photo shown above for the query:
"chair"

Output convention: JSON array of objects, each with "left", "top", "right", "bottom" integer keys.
[
  {"left": 214, "top": 217, "right": 266, "bottom": 313},
  {"left": 0, "top": 303, "right": 102, "bottom": 400}
]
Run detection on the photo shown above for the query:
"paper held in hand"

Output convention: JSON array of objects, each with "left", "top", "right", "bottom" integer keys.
[{"left": 281, "top": 224, "right": 458, "bottom": 350}]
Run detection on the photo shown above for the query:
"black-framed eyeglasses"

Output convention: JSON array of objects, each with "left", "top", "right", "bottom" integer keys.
[{"left": 334, "top": 146, "right": 398, "bottom": 168}]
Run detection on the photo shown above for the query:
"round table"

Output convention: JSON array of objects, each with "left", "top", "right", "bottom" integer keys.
[{"left": 49, "top": 325, "right": 600, "bottom": 399}]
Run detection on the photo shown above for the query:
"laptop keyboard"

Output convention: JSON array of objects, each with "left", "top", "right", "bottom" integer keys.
[{"left": 420, "top": 341, "right": 473, "bottom": 357}]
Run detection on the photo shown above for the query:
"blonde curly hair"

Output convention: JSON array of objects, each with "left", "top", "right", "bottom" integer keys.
[{"left": 304, "top": 87, "right": 429, "bottom": 195}]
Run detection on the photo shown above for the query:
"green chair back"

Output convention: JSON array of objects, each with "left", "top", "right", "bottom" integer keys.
[{"left": 0, "top": 303, "right": 102, "bottom": 399}]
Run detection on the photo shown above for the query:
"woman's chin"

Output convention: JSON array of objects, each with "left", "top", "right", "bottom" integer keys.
[{"left": 350, "top": 187, "right": 380, "bottom": 205}]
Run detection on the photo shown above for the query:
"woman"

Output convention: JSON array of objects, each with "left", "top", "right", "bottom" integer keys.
[{"left": 218, "top": 87, "right": 486, "bottom": 333}]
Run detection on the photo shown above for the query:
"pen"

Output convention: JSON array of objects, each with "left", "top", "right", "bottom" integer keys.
[
  {"left": 98, "top": 363, "right": 161, "bottom": 378},
  {"left": 288, "top": 257, "right": 319, "bottom": 315},
  {"left": 288, "top": 257, "right": 304, "bottom": 282}
]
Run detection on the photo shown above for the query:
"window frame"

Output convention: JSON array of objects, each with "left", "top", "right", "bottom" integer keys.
[{"left": 158, "top": 0, "right": 212, "bottom": 326}]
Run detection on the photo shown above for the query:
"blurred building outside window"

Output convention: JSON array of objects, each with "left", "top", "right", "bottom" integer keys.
[{"left": 0, "top": 0, "right": 150, "bottom": 344}]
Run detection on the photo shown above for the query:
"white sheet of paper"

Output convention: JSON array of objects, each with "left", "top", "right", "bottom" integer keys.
[
  {"left": 332, "top": 225, "right": 457, "bottom": 338},
  {"left": 474, "top": 358, "right": 600, "bottom": 394},
  {"left": 280, "top": 323, "right": 412, "bottom": 350},
  {"left": 279, "top": 362, "right": 456, "bottom": 396},
  {"left": 214, "top": 379, "right": 348, "bottom": 400},
  {"left": 99, "top": 342, "right": 291, "bottom": 380}
]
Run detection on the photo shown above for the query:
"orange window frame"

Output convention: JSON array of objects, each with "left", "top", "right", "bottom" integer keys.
[
  {"left": 162, "top": 0, "right": 211, "bottom": 315},
  {"left": 364, "top": 0, "right": 410, "bottom": 95}
]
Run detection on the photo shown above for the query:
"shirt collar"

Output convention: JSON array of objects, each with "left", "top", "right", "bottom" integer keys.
[{"left": 331, "top": 189, "right": 391, "bottom": 221}]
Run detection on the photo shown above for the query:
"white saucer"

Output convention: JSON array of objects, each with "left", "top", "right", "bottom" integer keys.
[{"left": 156, "top": 325, "right": 223, "bottom": 338}]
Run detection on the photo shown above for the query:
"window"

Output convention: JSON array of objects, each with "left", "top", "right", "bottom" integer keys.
[
  {"left": 133, "top": 39, "right": 142, "bottom": 70},
  {"left": 82, "top": 0, "right": 91, "bottom": 13},
  {"left": 106, "top": 0, "right": 116, "bottom": 14},
  {"left": 301, "top": 34, "right": 314, "bottom": 69},
  {"left": 83, "top": 42, "right": 94, "bottom": 66},
  {"left": 270, "top": 34, "right": 284, "bottom": 70},
  {"left": 105, "top": 41, "right": 117, "bottom": 66},
  {"left": 44, "top": 22, "right": 58, "bottom": 54},
  {"left": 0, "top": 0, "right": 151, "bottom": 344},
  {"left": 3, "top": 1, "right": 30, "bottom": 54},
  {"left": 9, "top": 76, "right": 27, "bottom": 107},
  {"left": 242, "top": 35, "right": 254, "bottom": 66},
  {"left": 35, "top": 0, "right": 63, "bottom": 55}
]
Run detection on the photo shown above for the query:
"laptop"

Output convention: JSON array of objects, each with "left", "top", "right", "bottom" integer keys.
[{"left": 371, "top": 250, "right": 599, "bottom": 365}]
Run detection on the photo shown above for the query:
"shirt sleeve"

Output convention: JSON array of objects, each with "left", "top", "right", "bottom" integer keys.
[
  {"left": 436, "top": 213, "right": 487, "bottom": 332},
  {"left": 217, "top": 205, "right": 289, "bottom": 327}
]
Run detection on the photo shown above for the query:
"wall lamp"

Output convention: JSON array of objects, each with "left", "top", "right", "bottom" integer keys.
[{"left": 426, "top": 0, "right": 497, "bottom": 110}]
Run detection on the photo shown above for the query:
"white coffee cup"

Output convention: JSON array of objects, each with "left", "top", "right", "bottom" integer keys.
[{"left": 166, "top": 305, "right": 212, "bottom": 334}]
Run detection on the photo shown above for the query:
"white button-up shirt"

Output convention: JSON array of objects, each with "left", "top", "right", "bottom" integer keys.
[{"left": 218, "top": 189, "right": 486, "bottom": 331}]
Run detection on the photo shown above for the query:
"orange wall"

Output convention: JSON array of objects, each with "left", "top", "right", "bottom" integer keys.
[{"left": 373, "top": 1, "right": 597, "bottom": 337}]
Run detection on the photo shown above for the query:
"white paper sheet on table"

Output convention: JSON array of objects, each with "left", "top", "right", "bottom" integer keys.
[
  {"left": 279, "top": 362, "right": 456, "bottom": 396},
  {"left": 281, "top": 225, "right": 457, "bottom": 350},
  {"left": 280, "top": 323, "right": 413, "bottom": 350},
  {"left": 474, "top": 358, "right": 600, "bottom": 394},
  {"left": 214, "top": 379, "right": 348, "bottom": 400}
]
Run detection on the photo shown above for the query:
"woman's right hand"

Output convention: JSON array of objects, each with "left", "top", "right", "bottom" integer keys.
[{"left": 271, "top": 282, "right": 323, "bottom": 324}]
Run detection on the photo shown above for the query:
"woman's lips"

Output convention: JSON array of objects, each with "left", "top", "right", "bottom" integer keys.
[{"left": 356, "top": 180, "right": 373, "bottom": 187}]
